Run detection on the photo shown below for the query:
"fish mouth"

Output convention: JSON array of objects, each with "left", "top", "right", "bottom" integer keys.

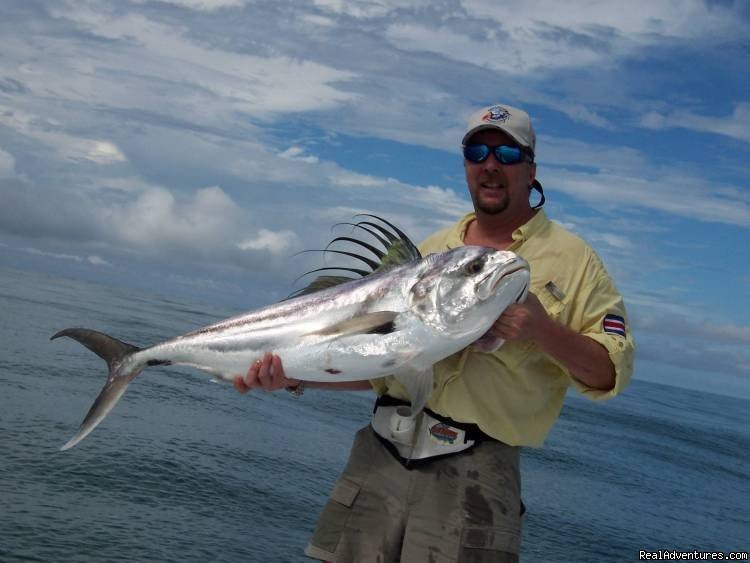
[
  {"left": 490, "top": 263, "right": 527, "bottom": 292},
  {"left": 476, "top": 256, "right": 530, "bottom": 301}
]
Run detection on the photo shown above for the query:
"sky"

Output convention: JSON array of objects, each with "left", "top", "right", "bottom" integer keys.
[{"left": 0, "top": 0, "right": 748, "bottom": 397}]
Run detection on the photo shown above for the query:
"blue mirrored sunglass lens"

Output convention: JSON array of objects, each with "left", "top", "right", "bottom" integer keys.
[
  {"left": 496, "top": 146, "right": 522, "bottom": 163},
  {"left": 463, "top": 144, "right": 490, "bottom": 162}
]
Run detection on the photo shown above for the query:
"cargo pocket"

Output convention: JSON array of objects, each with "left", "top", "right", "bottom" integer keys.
[
  {"left": 308, "top": 478, "right": 361, "bottom": 556},
  {"left": 459, "top": 525, "right": 520, "bottom": 562}
]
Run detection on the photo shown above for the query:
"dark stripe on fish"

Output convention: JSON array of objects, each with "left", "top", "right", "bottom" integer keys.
[
  {"left": 182, "top": 273, "right": 400, "bottom": 338},
  {"left": 202, "top": 340, "right": 275, "bottom": 353},
  {"left": 368, "top": 320, "right": 395, "bottom": 334}
]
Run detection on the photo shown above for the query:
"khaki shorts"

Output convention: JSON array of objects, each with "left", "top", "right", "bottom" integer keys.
[{"left": 305, "top": 426, "right": 522, "bottom": 562}]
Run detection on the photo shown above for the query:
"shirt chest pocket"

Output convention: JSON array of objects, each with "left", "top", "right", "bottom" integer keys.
[{"left": 536, "top": 279, "right": 568, "bottom": 320}]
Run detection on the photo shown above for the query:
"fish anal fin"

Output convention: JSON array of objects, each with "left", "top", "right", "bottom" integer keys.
[{"left": 306, "top": 311, "right": 398, "bottom": 338}]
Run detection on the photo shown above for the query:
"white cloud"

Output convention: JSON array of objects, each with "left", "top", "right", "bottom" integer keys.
[
  {"left": 87, "top": 255, "right": 111, "bottom": 266},
  {"left": 636, "top": 312, "right": 750, "bottom": 347},
  {"left": 237, "top": 229, "right": 298, "bottom": 254},
  {"left": 41, "top": 6, "right": 357, "bottom": 118},
  {"left": 279, "top": 146, "right": 320, "bottom": 164},
  {"left": 640, "top": 103, "right": 750, "bottom": 143},
  {"left": 591, "top": 233, "right": 634, "bottom": 251},
  {"left": 0, "top": 105, "right": 126, "bottom": 164},
  {"left": 540, "top": 135, "right": 650, "bottom": 174},
  {"left": 534, "top": 135, "right": 750, "bottom": 228},
  {"left": 631, "top": 305, "right": 750, "bottom": 377},
  {"left": 299, "top": 13, "right": 337, "bottom": 28},
  {"left": 0, "top": 100, "right": 469, "bottom": 275},
  {"left": 83, "top": 141, "right": 127, "bottom": 164},
  {"left": 130, "top": 0, "right": 246, "bottom": 10},
  {"left": 462, "top": 0, "right": 739, "bottom": 39},
  {"left": 326, "top": 169, "right": 470, "bottom": 223},
  {"left": 57, "top": 137, "right": 126, "bottom": 164},
  {"left": 550, "top": 169, "right": 750, "bottom": 227},
  {"left": 331, "top": 170, "right": 383, "bottom": 188},
  {"left": 0, "top": 0, "right": 746, "bottom": 394},
  {"left": 108, "top": 186, "right": 245, "bottom": 256},
  {"left": 11, "top": 246, "right": 110, "bottom": 266},
  {"left": 312, "top": 0, "right": 429, "bottom": 19},
  {"left": 0, "top": 147, "right": 15, "bottom": 176},
  {"left": 385, "top": 0, "right": 740, "bottom": 75},
  {"left": 83, "top": 176, "right": 164, "bottom": 194},
  {"left": 392, "top": 21, "right": 601, "bottom": 76},
  {"left": 21, "top": 247, "right": 85, "bottom": 262}
]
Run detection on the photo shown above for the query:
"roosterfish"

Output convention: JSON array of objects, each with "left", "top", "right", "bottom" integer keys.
[{"left": 52, "top": 215, "right": 530, "bottom": 450}]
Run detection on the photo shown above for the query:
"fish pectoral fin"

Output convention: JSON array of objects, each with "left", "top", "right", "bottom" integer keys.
[
  {"left": 393, "top": 365, "right": 434, "bottom": 416},
  {"left": 305, "top": 311, "right": 399, "bottom": 338}
]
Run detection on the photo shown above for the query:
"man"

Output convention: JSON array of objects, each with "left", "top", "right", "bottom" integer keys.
[{"left": 235, "top": 103, "right": 635, "bottom": 562}]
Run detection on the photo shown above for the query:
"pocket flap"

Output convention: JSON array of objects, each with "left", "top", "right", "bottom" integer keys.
[
  {"left": 537, "top": 279, "right": 567, "bottom": 317},
  {"left": 331, "top": 478, "right": 360, "bottom": 508},
  {"left": 461, "top": 526, "right": 520, "bottom": 554}
]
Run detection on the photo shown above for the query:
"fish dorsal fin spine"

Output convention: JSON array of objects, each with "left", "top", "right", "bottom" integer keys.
[
  {"left": 286, "top": 274, "right": 359, "bottom": 300},
  {"left": 289, "top": 215, "right": 422, "bottom": 298}
]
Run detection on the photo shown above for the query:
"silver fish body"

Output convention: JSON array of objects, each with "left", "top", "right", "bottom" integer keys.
[{"left": 53, "top": 244, "right": 529, "bottom": 450}]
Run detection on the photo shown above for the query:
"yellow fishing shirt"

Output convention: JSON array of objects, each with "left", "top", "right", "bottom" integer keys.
[{"left": 371, "top": 210, "right": 635, "bottom": 447}]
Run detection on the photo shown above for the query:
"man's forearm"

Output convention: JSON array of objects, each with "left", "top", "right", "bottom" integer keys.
[{"left": 535, "top": 319, "right": 616, "bottom": 390}]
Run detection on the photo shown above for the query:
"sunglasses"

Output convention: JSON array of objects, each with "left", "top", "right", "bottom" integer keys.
[{"left": 463, "top": 144, "right": 533, "bottom": 165}]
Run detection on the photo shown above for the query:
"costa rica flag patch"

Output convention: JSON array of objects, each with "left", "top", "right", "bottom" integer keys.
[{"left": 603, "top": 314, "right": 627, "bottom": 337}]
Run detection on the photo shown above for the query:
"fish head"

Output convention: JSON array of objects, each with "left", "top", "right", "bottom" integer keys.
[{"left": 408, "top": 246, "right": 530, "bottom": 338}]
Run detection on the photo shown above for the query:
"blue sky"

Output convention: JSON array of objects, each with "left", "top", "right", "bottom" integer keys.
[{"left": 0, "top": 0, "right": 748, "bottom": 397}]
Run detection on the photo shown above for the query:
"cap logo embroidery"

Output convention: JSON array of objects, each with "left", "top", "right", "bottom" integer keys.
[{"left": 482, "top": 105, "right": 511, "bottom": 123}]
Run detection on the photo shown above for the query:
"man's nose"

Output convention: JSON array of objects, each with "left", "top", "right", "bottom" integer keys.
[{"left": 482, "top": 152, "right": 504, "bottom": 172}]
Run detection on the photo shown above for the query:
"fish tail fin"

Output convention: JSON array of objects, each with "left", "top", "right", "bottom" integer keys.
[{"left": 51, "top": 328, "right": 144, "bottom": 450}]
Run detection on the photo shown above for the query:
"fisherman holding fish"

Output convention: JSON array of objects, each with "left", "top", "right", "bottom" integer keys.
[
  {"left": 51, "top": 103, "right": 634, "bottom": 558},
  {"left": 49, "top": 100, "right": 634, "bottom": 560},
  {"left": 233, "top": 103, "right": 635, "bottom": 562}
]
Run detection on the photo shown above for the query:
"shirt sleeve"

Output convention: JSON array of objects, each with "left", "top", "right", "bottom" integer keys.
[{"left": 568, "top": 263, "right": 636, "bottom": 400}]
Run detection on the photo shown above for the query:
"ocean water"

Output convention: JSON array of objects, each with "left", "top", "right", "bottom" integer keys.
[{"left": 0, "top": 267, "right": 747, "bottom": 562}]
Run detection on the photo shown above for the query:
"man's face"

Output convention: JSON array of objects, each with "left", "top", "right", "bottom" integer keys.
[{"left": 464, "top": 129, "right": 536, "bottom": 216}]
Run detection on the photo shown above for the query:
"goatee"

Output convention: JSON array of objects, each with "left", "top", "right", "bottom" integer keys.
[{"left": 475, "top": 195, "right": 510, "bottom": 215}]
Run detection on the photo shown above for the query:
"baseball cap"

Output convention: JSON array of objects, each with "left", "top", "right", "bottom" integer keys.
[
  {"left": 463, "top": 103, "right": 545, "bottom": 208},
  {"left": 462, "top": 104, "right": 536, "bottom": 155}
]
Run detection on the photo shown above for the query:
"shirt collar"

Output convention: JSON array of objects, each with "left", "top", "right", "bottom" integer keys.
[
  {"left": 450, "top": 209, "right": 549, "bottom": 248},
  {"left": 510, "top": 209, "right": 548, "bottom": 244}
]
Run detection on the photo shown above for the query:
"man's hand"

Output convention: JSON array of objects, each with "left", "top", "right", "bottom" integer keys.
[
  {"left": 489, "top": 292, "right": 551, "bottom": 341},
  {"left": 233, "top": 352, "right": 300, "bottom": 394},
  {"left": 487, "top": 291, "right": 616, "bottom": 390}
]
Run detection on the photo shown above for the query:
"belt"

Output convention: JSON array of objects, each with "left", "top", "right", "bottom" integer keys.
[{"left": 370, "top": 395, "right": 493, "bottom": 466}]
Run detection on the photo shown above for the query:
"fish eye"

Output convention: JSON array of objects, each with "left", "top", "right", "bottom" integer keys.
[{"left": 464, "top": 257, "right": 485, "bottom": 275}]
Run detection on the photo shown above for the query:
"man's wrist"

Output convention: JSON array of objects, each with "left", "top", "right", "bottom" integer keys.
[{"left": 531, "top": 314, "right": 560, "bottom": 348}]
